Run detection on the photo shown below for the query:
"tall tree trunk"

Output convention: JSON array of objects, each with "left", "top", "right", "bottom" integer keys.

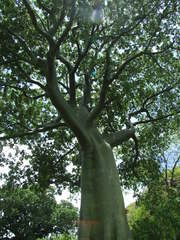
[{"left": 78, "top": 127, "right": 133, "bottom": 240}]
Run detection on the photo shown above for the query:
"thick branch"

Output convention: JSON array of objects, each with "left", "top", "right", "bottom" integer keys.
[
  {"left": 46, "top": 54, "right": 89, "bottom": 146},
  {"left": 105, "top": 128, "right": 135, "bottom": 148}
]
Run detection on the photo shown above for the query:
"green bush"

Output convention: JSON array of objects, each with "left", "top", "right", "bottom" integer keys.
[
  {"left": 128, "top": 185, "right": 180, "bottom": 240},
  {"left": 0, "top": 186, "right": 78, "bottom": 240}
]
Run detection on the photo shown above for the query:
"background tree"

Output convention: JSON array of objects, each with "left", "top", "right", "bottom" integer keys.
[
  {"left": 127, "top": 147, "right": 180, "bottom": 240},
  {"left": 0, "top": 0, "right": 179, "bottom": 239},
  {"left": 0, "top": 185, "right": 78, "bottom": 240}
]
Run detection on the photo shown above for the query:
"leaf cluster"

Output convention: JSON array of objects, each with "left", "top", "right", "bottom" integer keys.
[{"left": 0, "top": 185, "right": 78, "bottom": 240}]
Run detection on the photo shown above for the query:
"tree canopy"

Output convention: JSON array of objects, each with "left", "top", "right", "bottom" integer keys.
[
  {"left": 127, "top": 159, "right": 180, "bottom": 240},
  {"left": 0, "top": 0, "right": 179, "bottom": 239},
  {"left": 0, "top": 0, "right": 179, "bottom": 190},
  {"left": 0, "top": 185, "right": 78, "bottom": 240}
]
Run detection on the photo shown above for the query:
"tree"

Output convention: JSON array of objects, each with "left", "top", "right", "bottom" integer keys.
[
  {"left": 128, "top": 168, "right": 180, "bottom": 240},
  {"left": 127, "top": 148, "right": 180, "bottom": 240},
  {"left": 0, "top": 185, "right": 78, "bottom": 240},
  {"left": 0, "top": 0, "right": 179, "bottom": 239}
]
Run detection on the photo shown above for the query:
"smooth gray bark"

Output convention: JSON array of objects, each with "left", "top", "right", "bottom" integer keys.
[
  {"left": 46, "top": 63, "right": 133, "bottom": 238},
  {"left": 78, "top": 127, "right": 133, "bottom": 240}
]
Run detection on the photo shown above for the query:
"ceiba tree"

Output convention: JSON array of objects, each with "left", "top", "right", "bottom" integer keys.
[{"left": 0, "top": 0, "right": 179, "bottom": 239}]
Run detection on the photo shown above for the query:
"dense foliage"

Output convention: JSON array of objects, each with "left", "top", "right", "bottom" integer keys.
[
  {"left": 127, "top": 156, "right": 180, "bottom": 240},
  {"left": 0, "top": 186, "right": 78, "bottom": 240}
]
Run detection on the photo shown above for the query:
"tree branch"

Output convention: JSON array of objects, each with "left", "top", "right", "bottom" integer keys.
[
  {"left": 73, "top": 26, "right": 95, "bottom": 73},
  {"left": 56, "top": 54, "right": 73, "bottom": 72},
  {"left": 128, "top": 85, "right": 176, "bottom": 123},
  {"left": 82, "top": 42, "right": 106, "bottom": 108},
  {"left": 68, "top": 23, "right": 96, "bottom": 105},
  {"left": 0, "top": 83, "right": 46, "bottom": 100},
  {"left": 103, "top": 5, "right": 155, "bottom": 45},
  {"left": 110, "top": 37, "right": 173, "bottom": 84},
  {"left": 0, "top": 120, "right": 66, "bottom": 141},
  {"left": 87, "top": 48, "right": 111, "bottom": 123},
  {"left": 131, "top": 134, "right": 139, "bottom": 165},
  {"left": 22, "top": 0, "right": 54, "bottom": 45},
  {"left": 170, "top": 155, "right": 180, "bottom": 187},
  {"left": 143, "top": 86, "right": 174, "bottom": 108},
  {"left": 16, "top": 63, "right": 46, "bottom": 91},
  {"left": 36, "top": 0, "right": 51, "bottom": 15},
  {"left": 105, "top": 128, "right": 135, "bottom": 148},
  {"left": 49, "top": 0, "right": 66, "bottom": 36},
  {"left": 54, "top": 145, "right": 77, "bottom": 167},
  {"left": 68, "top": 72, "right": 76, "bottom": 105},
  {"left": 83, "top": 73, "right": 91, "bottom": 107},
  {"left": 133, "top": 111, "right": 180, "bottom": 126},
  {"left": 7, "top": 30, "right": 39, "bottom": 65},
  {"left": 111, "top": 52, "right": 144, "bottom": 81},
  {"left": 46, "top": 55, "right": 89, "bottom": 147},
  {"left": 54, "top": 0, "right": 76, "bottom": 53},
  {"left": 161, "top": 153, "right": 169, "bottom": 191},
  {"left": 56, "top": 54, "right": 75, "bottom": 104}
]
